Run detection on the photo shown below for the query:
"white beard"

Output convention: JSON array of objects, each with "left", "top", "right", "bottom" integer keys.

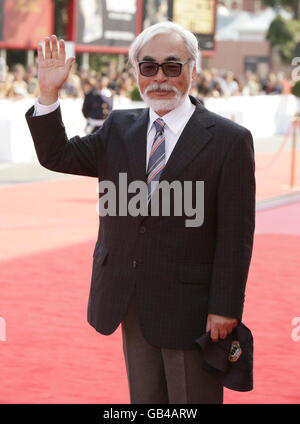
[{"left": 138, "top": 82, "right": 191, "bottom": 112}]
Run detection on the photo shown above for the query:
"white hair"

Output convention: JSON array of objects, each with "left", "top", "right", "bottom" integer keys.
[{"left": 128, "top": 21, "right": 200, "bottom": 71}]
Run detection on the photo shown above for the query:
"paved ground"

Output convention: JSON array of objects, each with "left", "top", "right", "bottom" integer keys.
[
  {"left": 0, "top": 135, "right": 295, "bottom": 184},
  {"left": 0, "top": 160, "right": 73, "bottom": 186},
  {"left": 254, "top": 135, "right": 293, "bottom": 154},
  {"left": 0, "top": 134, "right": 299, "bottom": 207}
]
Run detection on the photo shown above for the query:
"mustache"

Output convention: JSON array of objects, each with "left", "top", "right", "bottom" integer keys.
[{"left": 144, "top": 83, "right": 179, "bottom": 95}]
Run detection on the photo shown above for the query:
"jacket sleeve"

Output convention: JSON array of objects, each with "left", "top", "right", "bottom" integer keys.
[
  {"left": 25, "top": 105, "right": 113, "bottom": 177},
  {"left": 208, "top": 128, "right": 256, "bottom": 320}
]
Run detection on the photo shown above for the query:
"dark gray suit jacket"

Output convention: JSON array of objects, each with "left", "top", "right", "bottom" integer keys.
[{"left": 26, "top": 96, "right": 255, "bottom": 350}]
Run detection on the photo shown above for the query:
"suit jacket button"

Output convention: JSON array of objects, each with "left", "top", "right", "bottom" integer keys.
[{"left": 139, "top": 226, "right": 146, "bottom": 234}]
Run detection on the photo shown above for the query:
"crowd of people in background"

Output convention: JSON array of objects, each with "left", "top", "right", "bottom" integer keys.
[{"left": 0, "top": 60, "right": 293, "bottom": 102}]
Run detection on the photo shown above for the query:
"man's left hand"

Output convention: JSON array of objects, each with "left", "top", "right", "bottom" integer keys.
[{"left": 206, "top": 313, "right": 238, "bottom": 342}]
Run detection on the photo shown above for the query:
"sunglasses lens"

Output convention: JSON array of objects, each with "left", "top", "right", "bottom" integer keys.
[
  {"left": 163, "top": 63, "right": 181, "bottom": 77},
  {"left": 139, "top": 62, "right": 182, "bottom": 77},
  {"left": 140, "top": 62, "right": 157, "bottom": 76}
]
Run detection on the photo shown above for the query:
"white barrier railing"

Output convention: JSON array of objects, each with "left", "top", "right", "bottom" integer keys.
[
  {"left": 0, "top": 95, "right": 298, "bottom": 162},
  {"left": 204, "top": 94, "right": 298, "bottom": 138}
]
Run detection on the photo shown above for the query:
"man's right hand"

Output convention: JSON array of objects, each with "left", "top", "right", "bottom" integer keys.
[{"left": 38, "top": 35, "right": 75, "bottom": 105}]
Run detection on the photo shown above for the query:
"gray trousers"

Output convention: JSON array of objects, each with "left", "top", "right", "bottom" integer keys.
[{"left": 121, "top": 292, "right": 223, "bottom": 404}]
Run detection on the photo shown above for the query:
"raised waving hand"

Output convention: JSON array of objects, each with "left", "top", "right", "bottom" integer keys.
[{"left": 37, "top": 35, "right": 75, "bottom": 105}]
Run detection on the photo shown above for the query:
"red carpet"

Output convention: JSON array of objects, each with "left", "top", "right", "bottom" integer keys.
[
  {"left": 0, "top": 241, "right": 128, "bottom": 404},
  {"left": 0, "top": 174, "right": 300, "bottom": 403},
  {"left": 255, "top": 148, "right": 300, "bottom": 201}
]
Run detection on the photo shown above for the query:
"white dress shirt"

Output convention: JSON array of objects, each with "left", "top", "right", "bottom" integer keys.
[
  {"left": 146, "top": 96, "right": 195, "bottom": 169},
  {"left": 34, "top": 95, "right": 196, "bottom": 170},
  {"left": 34, "top": 97, "right": 60, "bottom": 116}
]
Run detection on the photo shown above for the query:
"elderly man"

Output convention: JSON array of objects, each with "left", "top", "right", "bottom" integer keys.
[{"left": 26, "top": 22, "right": 255, "bottom": 404}]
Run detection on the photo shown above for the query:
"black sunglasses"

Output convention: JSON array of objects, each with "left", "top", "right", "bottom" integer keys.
[{"left": 138, "top": 59, "right": 191, "bottom": 77}]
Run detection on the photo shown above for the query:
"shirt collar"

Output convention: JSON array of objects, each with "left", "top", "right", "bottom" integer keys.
[{"left": 147, "top": 95, "right": 194, "bottom": 136}]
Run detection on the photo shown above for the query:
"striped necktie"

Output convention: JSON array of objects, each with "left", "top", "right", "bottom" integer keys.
[{"left": 147, "top": 118, "right": 166, "bottom": 201}]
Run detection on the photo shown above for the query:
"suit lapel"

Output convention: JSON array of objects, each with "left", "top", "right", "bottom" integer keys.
[
  {"left": 123, "top": 107, "right": 149, "bottom": 183},
  {"left": 122, "top": 98, "right": 215, "bottom": 220},
  {"left": 159, "top": 98, "right": 215, "bottom": 183},
  {"left": 123, "top": 98, "right": 215, "bottom": 185}
]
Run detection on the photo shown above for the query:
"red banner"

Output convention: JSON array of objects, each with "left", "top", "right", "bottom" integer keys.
[{"left": 0, "top": 0, "right": 54, "bottom": 49}]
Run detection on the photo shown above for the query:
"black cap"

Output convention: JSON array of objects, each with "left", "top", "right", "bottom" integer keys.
[{"left": 195, "top": 322, "right": 253, "bottom": 392}]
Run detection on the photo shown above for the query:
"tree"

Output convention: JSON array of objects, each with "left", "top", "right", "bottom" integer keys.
[
  {"left": 292, "top": 79, "right": 300, "bottom": 97},
  {"left": 266, "top": 15, "right": 300, "bottom": 63},
  {"left": 263, "top": 0, "right": 300, "bottom": 19},
  {"left": 266, "top": 15, "right": 293, "bottom": 47}
]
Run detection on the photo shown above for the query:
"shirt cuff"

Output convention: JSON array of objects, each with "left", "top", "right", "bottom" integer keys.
[{"left": 34, "top": 97, "right": 60, "bottom": 117}]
